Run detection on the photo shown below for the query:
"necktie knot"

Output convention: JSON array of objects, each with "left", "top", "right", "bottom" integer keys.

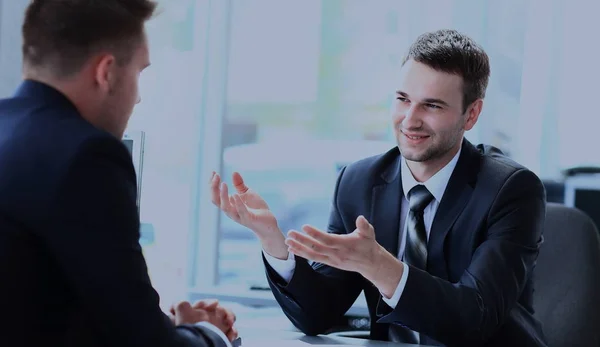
[{"left": 408, "top": 185, "right": 434, "bottom": 212}]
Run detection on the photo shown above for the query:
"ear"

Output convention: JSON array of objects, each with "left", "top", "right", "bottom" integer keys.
[
  {"left": 93, "top": 54, "right": 117, "bottom": 93},
  {"left": 463, "top": 99, "right": 483, "bottom": 131}
]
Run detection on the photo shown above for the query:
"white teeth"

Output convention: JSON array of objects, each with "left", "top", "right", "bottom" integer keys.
[{"left": 407, "top": 135, "right": 424, "bottom": 140}]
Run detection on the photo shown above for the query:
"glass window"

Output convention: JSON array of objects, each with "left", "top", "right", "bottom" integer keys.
[
  {"left": 216, "top": 0, "right": 529, "bottom": 289},
  {"left": 127, "top": 0, "right": 213, "bottom": 310}
]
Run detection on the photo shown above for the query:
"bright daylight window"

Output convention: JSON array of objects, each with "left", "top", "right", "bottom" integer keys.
[{"left": 215, "top": 0, "right": 528, "bottom": 292}]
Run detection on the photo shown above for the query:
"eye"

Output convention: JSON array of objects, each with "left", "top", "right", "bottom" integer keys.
[
  {"left": 425, "top": 103, "right": 441, "bottom": 109},
  {"left": 396, "top": 96, "right": 409, "bottom": 103}
]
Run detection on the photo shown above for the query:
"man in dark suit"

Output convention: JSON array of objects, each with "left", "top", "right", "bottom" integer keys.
[
  {"left": 0, "top": 1, "right": 237, "bottom": 346},
  {"left": 211, "top": 29, "right": 548, "bottom": 346}
]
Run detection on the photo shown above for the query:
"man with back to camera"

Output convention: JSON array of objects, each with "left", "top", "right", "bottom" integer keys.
[
  {"left": 0, "top": 1, "right": 238, "bottom": 346},
  {"left": 211, "top": 29, "right": 548, "bottom": 346}
]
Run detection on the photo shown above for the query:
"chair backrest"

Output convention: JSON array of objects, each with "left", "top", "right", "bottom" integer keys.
[
  {"left": 541, "top": 179, "right": 565, "bottom": 203},
  {"left": 534, "top": 203, "right": 600, "bottom": 346}
]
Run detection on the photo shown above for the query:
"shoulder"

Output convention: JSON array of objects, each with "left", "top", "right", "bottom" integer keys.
[
  {"left": 338, "top": 146, "right": 400, "bottom": 184},
  {"left": 475, "top": 143, "right": 542, "bottom": 186},
  {"left": 471, "top": 143, "right": 545, "bottom": 205},
  {"left": 0, "top": 99, "right": 133, "bottom": 190},
  {"left": 477, "top": 143, "right": 527, "bottom": 175},
  {"left": 59, "top": 129, "right": 135, "bottom": 187}
]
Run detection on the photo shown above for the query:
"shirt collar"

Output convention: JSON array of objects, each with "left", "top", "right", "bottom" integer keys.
[{"left": 401, "top": 146, "right": 462, "bottom": 202}]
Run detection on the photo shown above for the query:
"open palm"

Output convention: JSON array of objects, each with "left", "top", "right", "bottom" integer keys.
[{"left": 210, "top": 171, "right": 279, "bottom": 238}]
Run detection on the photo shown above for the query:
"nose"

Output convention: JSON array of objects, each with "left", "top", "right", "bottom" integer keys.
[{"left": 401, "top": 104, "right": 422, "bottom": 129}]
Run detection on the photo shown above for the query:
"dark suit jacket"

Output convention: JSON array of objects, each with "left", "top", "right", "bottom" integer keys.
[
  {"left": 265, "top": 139, "right": 548, "bottom": 347},
  {"left": 0, "top": 80, "right": 227, "bottom": 347}
]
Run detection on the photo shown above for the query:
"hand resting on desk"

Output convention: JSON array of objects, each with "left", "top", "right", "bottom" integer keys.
[{"left": 169, "top": 300, "right": 239, "bottom": 342}]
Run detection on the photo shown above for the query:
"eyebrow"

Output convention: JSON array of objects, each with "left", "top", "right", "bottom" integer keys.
[{"left": 396, "top": 91, "right": 450, "bottom": 107}]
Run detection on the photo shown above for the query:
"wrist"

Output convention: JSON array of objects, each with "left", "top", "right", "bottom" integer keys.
[
  {"left": 259, "top": 230, "right": 288, "bottom": 260},
  {"left": 360, "top": 245, "right": 386, "bottom": 281},
  {"left": 364, "top": 246, "right": 403, "bottom": 298}
]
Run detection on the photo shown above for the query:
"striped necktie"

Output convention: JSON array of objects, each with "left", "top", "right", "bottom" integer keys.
[{"left": 403, "top": 185, "right": 434, "bottom": 270}]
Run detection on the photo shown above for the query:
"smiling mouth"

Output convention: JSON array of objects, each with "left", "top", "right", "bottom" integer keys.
[
  {"left": 406, "top": 134, "right": 428, "bottom": 140},
  {"left": 401, "top": 131, "right": 430, "bottom": 140}
]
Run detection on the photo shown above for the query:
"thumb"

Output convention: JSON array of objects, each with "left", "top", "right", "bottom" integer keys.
[
  {"left": 173, "top": 301, "right": 193, "bottom": 324},
  {"left": 195, "top": 299, "right": 219, "bottom": 311},
  {"left": 205, "top": 300, "right": 219, "bottom": 311},
  {"left": 232, "top": 172, "right": 249, "bottom": 193},
  {"left": 356, "top": 215, "right": 374, "bottom": 236}
]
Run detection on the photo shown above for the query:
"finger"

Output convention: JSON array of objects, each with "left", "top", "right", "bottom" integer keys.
[
  {"left": 301, "top": 224, "right": 342, "bottom": 247},
  {"left": 356, "top": 215, "right": 375, "bottom": 237},
  {"left": 220, "top": 183, "right": 239, "bottom": 220},
  {"left": 287, "top": 242, "right": 332, "bottom": 265},
  {"left": 285, "top": 235, "right": 333, "bottom": 264},
  {"left": 193, "top": 299, "right": 219, "bottom": 310},
  {"left": 225, "top": 309, "right": 236, "bottom": 325},
  {"left": 215, "top": 309, "right": 227, "bottom": 325},
  {"left": 210, "top": 173, "right": 221, "bottom": 206},
  {"left": 192, "top": 301, "right": 206, "bottom": 310},
  {"left": 232, "top": 194, "right": 252, "bottom": 222},
  {"left": 174, "top": 301, "right": 192, "bottom": 312},
  {"left": 226, "top": 326, "right": 239, "bottom": 342},
  {"left": 287, "top": 229, "right": 331, "bottom": 254},
  {"left": 219, "top": 182, "right": 231, "bottom": 210},
  {"left": 173, "top": 301, "right": 193, "bottom": 324},
  {"left": 232, "top": 172, "right": 249, "bottom": 193},
  {"left": 204, "top": 300, "right": 219, "bottom": 311}
]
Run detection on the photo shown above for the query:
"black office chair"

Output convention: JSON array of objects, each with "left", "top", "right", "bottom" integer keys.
[
  {"left": 541, "top": 179, "right": 565, "bottom": 203},
  {"left": 533, "top": 203, "right": 600, "bottom": 346}
]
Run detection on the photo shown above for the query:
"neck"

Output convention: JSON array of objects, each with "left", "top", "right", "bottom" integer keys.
[{"left": 405, "top": 142, "right": 461, "bottom": 182}]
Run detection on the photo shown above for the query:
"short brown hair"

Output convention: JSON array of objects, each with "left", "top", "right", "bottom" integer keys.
[
  {"left": 402, "top": 29, "right": 490, "bottom": 113},
  {"left": 22, "top": 0, "right": 157, "bottom": 77}
]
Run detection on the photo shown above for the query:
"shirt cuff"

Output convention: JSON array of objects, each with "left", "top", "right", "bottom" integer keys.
[
  {"left": 381, "top": 261, "right": 409, "bottom": 309},
  {"left": 195, "top": 322, "right": 232, "bottom": 347},
  {"left": 262, "top": 249, "right": 296, "bottom": 283}
]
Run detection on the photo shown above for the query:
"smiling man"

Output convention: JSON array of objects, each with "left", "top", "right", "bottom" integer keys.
[{"left": 211, "top": 29, "right": 548, "bottom": 347}]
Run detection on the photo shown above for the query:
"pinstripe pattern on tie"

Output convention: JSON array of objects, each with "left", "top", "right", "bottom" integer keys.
[
  {"left": 403, "top": 185, "right": 434, "bottom": 270},
  {"left": 389, "top": 185, "right": 435, "bottom": 344}
]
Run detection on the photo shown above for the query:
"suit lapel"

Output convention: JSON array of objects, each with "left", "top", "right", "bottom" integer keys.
[
  {"left": 368, "top": 141, "right": 480, "bottom": 278},
  {"left": 427, "top": 140, "right": 479, "bottom": 278},
  {"left": 370, "top": 152, "right": 403, "bottom": 257},
  {"left": 371, "top": 151, "right": 403, "bottom": 318}
]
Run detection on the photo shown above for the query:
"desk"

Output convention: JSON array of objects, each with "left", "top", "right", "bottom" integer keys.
[
  {"left": 190, "top": 285, "right": 370, "bottom": 317},
  {"left": 212, "top": 302, "right": 431, "bottom": 346},
  {"left": 239, "top": 329, "right": 428, "bottom": 346}
]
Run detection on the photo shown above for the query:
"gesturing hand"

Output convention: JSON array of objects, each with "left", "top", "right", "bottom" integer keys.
[
  {"left": 210, "top": 171, "right": 279, "bottom": 238},
  {"left": 210, "top": 171, "right": 289, "bottom": 259},
  {"left": 285, "top": 215, "right": 382, "bottom": 276}
]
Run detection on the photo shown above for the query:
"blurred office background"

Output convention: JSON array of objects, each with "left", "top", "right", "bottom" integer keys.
[{"left": 1, "top": 0, "right": 599, "bottom": 333}]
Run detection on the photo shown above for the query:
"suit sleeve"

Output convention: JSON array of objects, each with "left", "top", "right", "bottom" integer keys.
[
  {"left": 264, "top": 166, "right": 366, "bottom": 336},
  {"left": 43, "top": 138, "right": 227, "bottom": 347},
  {"left": 377, "top": 169, "right": 546, "bottom": 346}
]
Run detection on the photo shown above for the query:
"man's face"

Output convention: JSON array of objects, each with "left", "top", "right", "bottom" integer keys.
[
  {"left": 392, "top": 59, "right": 477, "bottom": 164},
  {"left": 101, "top": 33, "right": 150, "bottom": 138}
]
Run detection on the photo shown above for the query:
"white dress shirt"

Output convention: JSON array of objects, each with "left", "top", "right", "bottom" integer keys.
[
  {"left": 195, "top": 322, "right": 232, "bottom": 347},
  {"left": 263, "top": 147, "right": 462, "bottom": 309}
]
